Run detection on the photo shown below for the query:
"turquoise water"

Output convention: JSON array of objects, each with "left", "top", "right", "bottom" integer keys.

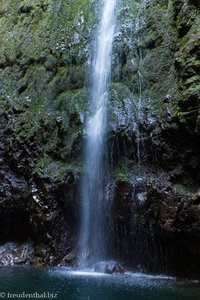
[{"left": 0, "top": 267, "right": 199, "bottom": 300}]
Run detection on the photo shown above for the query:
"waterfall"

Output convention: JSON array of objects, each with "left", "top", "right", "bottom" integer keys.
[{"left": 78, "top": 0, "right": 117, "bottom": 267}]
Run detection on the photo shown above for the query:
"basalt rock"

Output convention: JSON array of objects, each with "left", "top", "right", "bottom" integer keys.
[
  {"left": 0, "top": 112, "right": 79, "bottom": 265},
  {"left": 0, "top": 241, "right": 34, "bottom": 266}
]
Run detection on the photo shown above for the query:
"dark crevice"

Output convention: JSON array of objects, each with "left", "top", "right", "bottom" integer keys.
[{"left": 19, "top": 6, "right": 34, "bottom": 14}]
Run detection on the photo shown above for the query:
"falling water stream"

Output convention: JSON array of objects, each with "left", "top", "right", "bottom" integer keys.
[{"left": 79, "top": 0, "right": 117, "bottom": 267}]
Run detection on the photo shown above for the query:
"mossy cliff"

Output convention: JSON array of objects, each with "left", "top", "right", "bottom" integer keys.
[
  {"left": 0, "top": 0, "right": 200, "bottom": 277},
  {"left": 0, "top": 0, "right": 92, "bottom": 265}
]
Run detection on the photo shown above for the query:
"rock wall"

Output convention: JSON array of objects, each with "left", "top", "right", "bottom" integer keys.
[
  {"left": 0, "top": 0, "right": 200, "bottom": 277},
  {"left": 0, "top": 0, "right": 91, "bottom": 265},
  {"left": 110, "top": 0, "right": 200, "bottom": 278}
]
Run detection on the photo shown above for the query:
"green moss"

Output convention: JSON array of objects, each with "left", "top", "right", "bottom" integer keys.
[
  {"left": 0, "top": 0, "right": 95, "bottom": 177},
  {"left": 116, "top": 171, "right": 129, "bottom": 183},
  {"left": 1, "top": 0, "right": 199, "bottom": 187},
  {"left": 115, "top": 163, "right": 130, "bottom": 183},
  {"left": 173, "top": 0, "right": 200, "bottom": 122},
  {"left": 56, "top": 88, "right": 88, "bottom": 113},
  {"left": 13, "top": 97, "right": 48, "bottom": 141},
  {"left": 34, "top": 154, "right": 82, "bottom": 182},
  {"left": 109, "top": 83, "right": 132, "bottom": 103}
]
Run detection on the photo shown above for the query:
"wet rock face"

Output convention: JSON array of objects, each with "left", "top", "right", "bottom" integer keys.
[
  {"left": 0, "top": 115, "right": 30, "bottom": 242},
  {"left": 0, "top": 113, "right": 78, "bottom": 265},
  {"left": 0, "top": 170, "right": 30, "bottom": 242},
  {"left": 0, "top": 242, "right": 34, "bottom": 266},
  {"left": 0, "top": 0, "right": 87, "bottom": 265},
  {"left": 173, "top": 0, "right": 200, "bottom": 134},
  {"left": 105, "top": 0, "right": 200, "bottom": 278},
  {"left": 112, "top": 179, "right": 200, "bottom": 278}
]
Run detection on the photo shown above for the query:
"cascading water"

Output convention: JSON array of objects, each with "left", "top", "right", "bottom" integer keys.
[{"left": 78, "top": 0, "right": 117, "bottom": 267}]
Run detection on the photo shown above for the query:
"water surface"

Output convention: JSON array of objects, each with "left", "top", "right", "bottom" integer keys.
[{"left": 0, "top": 267, "right": 199, "bottom": 300}]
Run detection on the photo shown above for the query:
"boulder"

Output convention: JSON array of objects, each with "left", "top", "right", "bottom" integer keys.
[{"left": 94, "top": 261, "right": 124, "bottom": 274}]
